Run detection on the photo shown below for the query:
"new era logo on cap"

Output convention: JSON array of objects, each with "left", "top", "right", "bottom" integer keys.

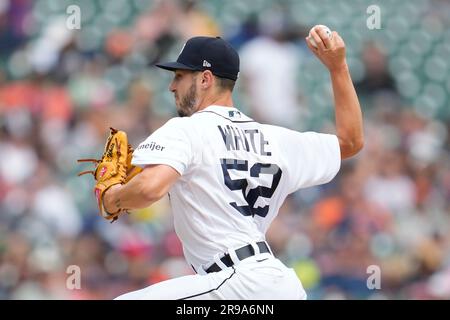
[{"left": 155, "top": 36, "right": 240, "bottom": 81}]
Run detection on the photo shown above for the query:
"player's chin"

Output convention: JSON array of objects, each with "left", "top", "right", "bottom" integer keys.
[
  {"left": 176, "top": 106, "right": 188, "bottom": 117},
  {"left": 177, "top": 110, "right": 188, "bottom": 117}
]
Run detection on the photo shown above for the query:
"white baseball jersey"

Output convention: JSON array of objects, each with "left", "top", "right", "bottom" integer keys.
[{"left": 132, "top": 105, "right": 340, "bottom": 272}]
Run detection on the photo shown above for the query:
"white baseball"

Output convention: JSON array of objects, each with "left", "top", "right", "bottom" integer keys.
[{"left": 308, "top": 25, "right": 332, "bottom": 48}]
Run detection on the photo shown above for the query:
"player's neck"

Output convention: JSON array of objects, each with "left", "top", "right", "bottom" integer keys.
[{"left": 197, "top": 91, "right": 234, "bottom": 111}]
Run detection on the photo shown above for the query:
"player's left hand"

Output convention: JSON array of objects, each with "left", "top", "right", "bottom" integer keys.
[
  {"left": 77, "top": 128, "right": 141, "bottom": 222},
  {"left": 306, "top": 28, "right": 347, "bottom": 72}
]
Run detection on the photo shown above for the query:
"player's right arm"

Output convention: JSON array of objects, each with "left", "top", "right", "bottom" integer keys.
[{"left": 306, "top": 28, "right": 364, "bottom": 159}]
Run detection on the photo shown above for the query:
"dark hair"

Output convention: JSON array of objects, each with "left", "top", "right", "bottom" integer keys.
[{"left": 215, "top": 76, "right": 236, "bottom": 92}]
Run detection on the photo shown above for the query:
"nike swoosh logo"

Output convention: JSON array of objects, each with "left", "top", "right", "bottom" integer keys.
[{"left": 256, "top": 258, "right": 269, "bottom": 262}]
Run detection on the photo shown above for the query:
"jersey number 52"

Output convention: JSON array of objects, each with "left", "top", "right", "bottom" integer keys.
[{"left": 220, "top": 158, "right": 282, "bottom": 218}]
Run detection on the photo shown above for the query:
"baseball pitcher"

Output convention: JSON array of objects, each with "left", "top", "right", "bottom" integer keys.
[{"left": 86, "top": 28, "right": 363, "bottom": 299}]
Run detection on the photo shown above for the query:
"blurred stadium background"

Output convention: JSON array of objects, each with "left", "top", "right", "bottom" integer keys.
[{"left": 1, "top": 0, "right": 450, "bottom": 299}]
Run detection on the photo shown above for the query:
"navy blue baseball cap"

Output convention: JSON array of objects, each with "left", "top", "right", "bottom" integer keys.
[{"left": 156, "top": 36, "right": 240, "bottom": 81}]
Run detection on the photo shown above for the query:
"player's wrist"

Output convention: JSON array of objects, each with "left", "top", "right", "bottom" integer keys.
[
  {"left": 103, "top": 184, "right": 122, "bottom": 214},
  {"left": 328, "top": 61, "right": 349, "bottom": 73}
]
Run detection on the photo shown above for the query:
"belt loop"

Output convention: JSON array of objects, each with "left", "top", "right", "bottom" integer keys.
[
  {"left": 213, "top": 253, "right": 228, "bottom": 271},
  {"left": 250, "top": 242, "right": 260, "bottom": 256},
  {"left": 228, "top": 248, "right": 240, "bottom": 266},
  {"left": 198, "top": 265, "right": 207, "bottom": 275},
  {"left": 264, "top": 240, "right": 273, "bottom": 256}
]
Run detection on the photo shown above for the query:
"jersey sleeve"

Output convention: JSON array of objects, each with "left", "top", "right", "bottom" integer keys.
[
  {"left": 281, "top": 129, "right": 341, "bottom": 193},
  {"left": 131, "top": 118, "right": 193, "bottom": 175}
]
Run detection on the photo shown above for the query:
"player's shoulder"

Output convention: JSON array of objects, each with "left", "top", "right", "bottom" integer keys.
[
  {"left": 260, "top": 123, "right": 335, "bottom": 144},
  {"left": 162, "top": 116, "right": 196, "bottom": 131},
  {"left": 149, "top": 117, "right": 198, "bottom": 141},
  {"left": 260, "top": 123, "right": 297, "bottom": 137}
]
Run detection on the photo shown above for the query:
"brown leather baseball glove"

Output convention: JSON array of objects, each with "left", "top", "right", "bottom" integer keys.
[{"left": 78, "top": 128, "right": 142, "bottom": 222}]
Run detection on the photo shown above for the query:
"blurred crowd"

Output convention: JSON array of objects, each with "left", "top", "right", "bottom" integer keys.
[{"left": 0, "top": 0, "right": 450, "bottom": 299}]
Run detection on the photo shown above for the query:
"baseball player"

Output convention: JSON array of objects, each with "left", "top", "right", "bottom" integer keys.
[{"left": 103, "top": 29, "right": 363, "bottom": 299}]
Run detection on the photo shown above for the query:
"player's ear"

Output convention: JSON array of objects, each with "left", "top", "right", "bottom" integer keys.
[{"left": 200, "top": 70, "right": 214, "bottom": 89}]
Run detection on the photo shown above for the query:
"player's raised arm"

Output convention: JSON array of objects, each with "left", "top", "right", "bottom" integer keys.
[{"left": 306, "top": 26, "right": 364, "bottom": 159}]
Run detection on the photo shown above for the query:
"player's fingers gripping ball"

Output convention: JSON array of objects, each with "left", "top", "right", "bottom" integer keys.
[
  {"left": 78, "top": 127, "right": 137, "bottom": 222},
  {"left": 308, "top": 24, "right": 333, "bottom": 48}
]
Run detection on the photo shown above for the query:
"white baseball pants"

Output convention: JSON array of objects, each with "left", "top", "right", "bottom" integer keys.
[{"left": 114, "top": 253, "right": 307, "bottom": 300}]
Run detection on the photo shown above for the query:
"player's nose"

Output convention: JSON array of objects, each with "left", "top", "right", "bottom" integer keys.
[{"left": 169, "top": 80, "right": 176, "bottom": 93}]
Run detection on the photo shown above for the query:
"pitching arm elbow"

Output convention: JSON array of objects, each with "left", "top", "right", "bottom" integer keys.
[{"left": 339, "top": 136, "right": 364, "bottom": 159}]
